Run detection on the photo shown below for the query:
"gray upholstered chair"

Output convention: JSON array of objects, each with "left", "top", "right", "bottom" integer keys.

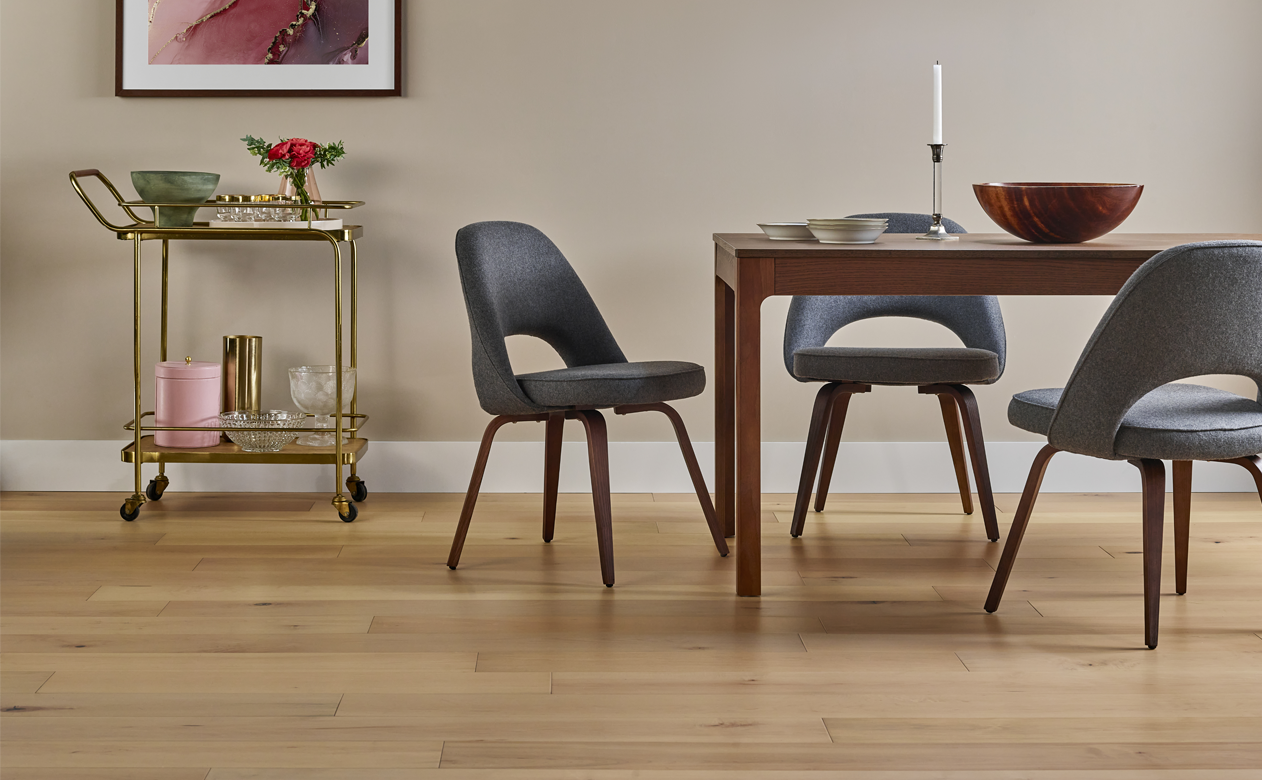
[
  {"left": 986, "top": 240, "right": 1262, "bottom": 649},
  {"left": 784, "top": 213, "right": 1005, "bottom": 540},
  {"left": 447, "top": 221, "right": 728, "bottom": 587}
]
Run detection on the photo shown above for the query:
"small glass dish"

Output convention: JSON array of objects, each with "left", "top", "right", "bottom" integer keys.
[{"left": 218, "top": 410, "right": 307, "bottom": 452}]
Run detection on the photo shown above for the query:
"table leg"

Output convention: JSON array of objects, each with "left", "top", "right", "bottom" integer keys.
[
  {"left": 714, "top": 275, "right": 735, "bottom": 538},
  {"left": 735, "top": 259, "right": 771, "bottom": 596}
]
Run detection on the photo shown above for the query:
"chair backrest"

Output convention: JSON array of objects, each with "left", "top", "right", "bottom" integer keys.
[
  {"left": 455, "top": 221, "right": 626, "bottom": 415},
  {"left": 782, "top": 214, "right": 1007, "bottom": 382},
  {"left": 1047, "top": 240, "right": 1262, "bottom": 459}
]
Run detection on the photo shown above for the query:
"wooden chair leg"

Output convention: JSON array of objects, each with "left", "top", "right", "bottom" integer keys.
[
  {"left": 1173, "top": 460, "right": 1192, "bottom": 596},
  {"left": 542, "top": 412, "right": 565, "bottom": 543},
  {"left": 935, "top": 392, "right": 974, "bottom": 516},
  {"left": 615, "top": 402, "right": 728, "bottom": 557},
  {"left": 923, "top": 385, "right": 998, "bottom": 541},
  {"left": 448, "top": 414, "right": 546, "bottom": 569},
  {"left": 813, "top": 391, "right": 855, "bottom": 513},
  {"left": 1135, "top": 458, "right": 1166, "bottom": 650},
  {"left": 791, "top": 383, "right": 842, "bottom": 538},
  {"left": 985, "top": 445, "right": 1058, "bottom": 613},
  {"left": 574, "top": 409, "right": 615, "bottom": 587},
  {"left": 1221, "top": 455, "right": 1262, "bottom": 503}
]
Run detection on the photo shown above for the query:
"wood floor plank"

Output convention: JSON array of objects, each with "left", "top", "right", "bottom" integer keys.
[
  {"left": 823, "top": 716, "right": 1262, "bottom": 744},
  {"left": 0, "top": 617, "right": 374, "bottom": 635},
  {"left": 0, "top": 741, "right": 444, "bottom": 769},
  {"left": 435, "top": 740, "right": 1262, "bottom": 770},
  {"left": 475, "top": 650, "right": 964, "bottom": 673},
  {"left": 1, "top": 671, "right": 52, "bottom": 694},
  {"left": 0, "top": 693, "right": 341, "bottom": 718},
  {"left": 34, "top": 670, "right": 550, "bottom": 695},
  {"left": 0, "top": 769, "right": 210, "bottom": 780},
  {"left": 0, "top": 652, "right": 475, "bottom": 673},
  {"left": 1, "top": 715, "right": 833, "bottom": 744}
]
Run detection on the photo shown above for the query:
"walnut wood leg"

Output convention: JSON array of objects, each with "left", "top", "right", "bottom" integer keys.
[
  {"left": 614, "top": 403, "right": 728, "bottom": 557},
  {"left": 448, "top": 414, "right": 547, "bottom": 569},
  {"left": 814, "top": 389, "right": 863, "bottom": 513},
  {"left": 1135, "top": 458, "right": 1166, "bottom": 650},
  {"left": 1221, "top": 455, "right": 1262, "bottom": 502},
  {"left": 542, "top": 412, "right": 565, "bottom": 543},
  {"left": 735, "top": 258, "right": 771, "bottom": 596},
  {"left": 715, "top": 275, "right": 736, "bottom": 538},
  {"left": 985, "top": 445, "right": 1058, "bottom": 613},
  {"left": 1173, "top": 460, "right": 1192, "bottom": 596},
  {"left": 574, "top": 409, "right": 615, "bottom": 587},
  {"left": 922, "top": 385, "right": 998, "bottom": 541},
  {"left": 791, "top": 383, "right": 841, "bottom": 538},
  {"left": 936, "top": 392, "right": 974, "bottom": 516}
]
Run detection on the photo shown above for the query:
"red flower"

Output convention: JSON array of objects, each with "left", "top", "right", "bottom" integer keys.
[
  {"left": 288, "top": 139, "right": 317, "bottom": 168},
  {"left": 267, "top": 140, "right": 293, "bottom": 161}
]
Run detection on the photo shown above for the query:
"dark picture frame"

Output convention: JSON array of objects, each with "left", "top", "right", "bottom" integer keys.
[{"left": 116, "top": 0, "right": 402, "bottom": 97}]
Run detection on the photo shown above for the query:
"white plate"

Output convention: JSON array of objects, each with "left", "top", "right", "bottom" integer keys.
[{"left": 807, "top": 224, "right": 887, "bottom": 243}]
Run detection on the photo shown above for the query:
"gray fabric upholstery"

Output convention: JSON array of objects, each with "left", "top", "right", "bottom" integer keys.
[
  {"left": 517, "top": 361, "right": 705, "bottom": 407},
  {"left": 793, "top": 347, "right": 1000, "bottom": 385},
  {"left": 1044, "top": 240, "right": 1262, "bottom": 460},
  {"left": 455, "top": 221, "right": 705, "bottom": 414},
  {"left": 783, "top": 214, "right": 1007, "bottom": 385},
  {"left": 1012, "top": 384, "right": 1262, "bottom": 460}
]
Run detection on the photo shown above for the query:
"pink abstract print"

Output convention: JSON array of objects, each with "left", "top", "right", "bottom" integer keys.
[{"left": 148, "top": 0, "right": 369, "bottom": 65}]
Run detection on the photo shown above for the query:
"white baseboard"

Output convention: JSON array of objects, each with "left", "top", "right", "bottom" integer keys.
[{"left": 1, "top": 439, "right": 1257, "bottom": 494}]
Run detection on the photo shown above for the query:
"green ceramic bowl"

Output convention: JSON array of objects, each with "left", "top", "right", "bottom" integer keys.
[{"left": 131, "top": 171, "right": 220, "bottom": 227}]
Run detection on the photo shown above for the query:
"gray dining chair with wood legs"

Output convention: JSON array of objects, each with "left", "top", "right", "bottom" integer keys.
[
  {"left": 986, "top": 240, "right": 1262, "bottom": 649},
  {"left": 447, "top": 221, "right": 728, "bottom": 587},
  {"left": 784, "top": 213, "right": 1005, "bottom": 541}
]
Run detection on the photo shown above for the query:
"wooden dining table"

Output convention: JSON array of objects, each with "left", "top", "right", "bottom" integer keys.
[{"left": 713, "top": 231, "right": 1262, "bottom": 596}]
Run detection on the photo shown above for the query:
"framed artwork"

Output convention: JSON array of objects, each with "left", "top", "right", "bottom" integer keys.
[{"left": 116, "top": 0, "right": 402, "bottom": 97}]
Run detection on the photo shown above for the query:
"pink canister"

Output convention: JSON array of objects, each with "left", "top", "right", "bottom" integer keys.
[{"left": 155, "top": 358, "right": 221, "bottom": 448}]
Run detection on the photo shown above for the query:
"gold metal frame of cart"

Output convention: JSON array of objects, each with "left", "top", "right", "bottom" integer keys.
[{"left": 71, "top": 169, "right": 369, "bottom": 522}]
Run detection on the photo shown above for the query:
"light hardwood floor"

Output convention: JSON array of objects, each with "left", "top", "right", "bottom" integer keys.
[{"left": 2, "top": 489, "right": 1260, "bottom": 779}]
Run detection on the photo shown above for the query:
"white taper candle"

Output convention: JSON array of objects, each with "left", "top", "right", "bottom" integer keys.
[{"left": 933, "top": 62, "right": 943, "bottom": 144}]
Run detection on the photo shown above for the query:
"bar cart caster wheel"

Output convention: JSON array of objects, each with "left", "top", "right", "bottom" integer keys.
[
  {"left": 145, "top": 475, "right": 169, "bottom": 501},
  {"left": 120, "top": 497, "right": 143, "bottom": 522},
  {"left": 334, "top": 496, "right": 358, "bottom": 523},
  {"left": 347, "top": 476, "right": 368, "bottom": 503}
]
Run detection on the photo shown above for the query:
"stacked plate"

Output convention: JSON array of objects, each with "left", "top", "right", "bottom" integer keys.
[{"left": 806, "top": 217, "right": 888, "bottom": 244}]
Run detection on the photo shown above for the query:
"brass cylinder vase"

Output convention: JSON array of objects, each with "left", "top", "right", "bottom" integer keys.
[{"left": 222, "top": 335, "right": 262, "bottom": 413}]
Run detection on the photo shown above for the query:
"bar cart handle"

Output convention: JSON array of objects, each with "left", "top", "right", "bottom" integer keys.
[{"left": 69, "top": 169, "right": 152, "bottom": 232}]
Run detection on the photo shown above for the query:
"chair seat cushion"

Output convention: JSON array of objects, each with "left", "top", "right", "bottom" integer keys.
[
  {"left": 792, "top": 347, "right": 1000, "bottom": 385},
  {"left": 516, "top": 361, "right": 705, "bottom": 408},
  {"left": 1009, "top": 384, "right": 1262, "bottom": 460}
]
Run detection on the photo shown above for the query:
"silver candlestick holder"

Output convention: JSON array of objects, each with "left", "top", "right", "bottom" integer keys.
[{"left": 917, "top": 143, "right": 958, "bottom": 241}]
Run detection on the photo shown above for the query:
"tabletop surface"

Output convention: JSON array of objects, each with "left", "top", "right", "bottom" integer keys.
[{"left": 714, "top": 232, "right": 1262, "bottom": 259}]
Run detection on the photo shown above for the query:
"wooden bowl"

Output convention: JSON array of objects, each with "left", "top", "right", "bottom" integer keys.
[{"left": 972, "top": 182, "right": 1143, "bottom": 243}]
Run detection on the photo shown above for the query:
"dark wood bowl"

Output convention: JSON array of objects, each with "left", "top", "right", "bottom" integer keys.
[{"left": 972, "top": 182, "right": 1143, "bottom": 243}]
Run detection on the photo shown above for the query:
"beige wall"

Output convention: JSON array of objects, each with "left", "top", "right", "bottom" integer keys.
[{"left": 3, "top": 0, "right": 1260, "bottom": 447}]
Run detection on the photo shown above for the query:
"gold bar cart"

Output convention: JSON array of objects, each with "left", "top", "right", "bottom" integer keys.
[{"left": 71, "top": 170, "right": 369, "bottom": 522}]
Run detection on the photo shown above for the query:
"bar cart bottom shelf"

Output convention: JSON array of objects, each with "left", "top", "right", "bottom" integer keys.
[{"left": 120, "top": 436, "right": 369, "bottom": 522}]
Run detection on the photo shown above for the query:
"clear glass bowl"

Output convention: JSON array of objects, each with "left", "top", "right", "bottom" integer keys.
[
  {"left": 288, "top": 366, "right": 356, "bottom": 446},
  {"left": 218, "top": 410, "right": 307, "bottom": 452}
]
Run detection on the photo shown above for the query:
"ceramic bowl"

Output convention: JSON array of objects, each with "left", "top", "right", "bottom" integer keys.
[
  {"left": 973, "top": 182, "right": 1143, "bottom": 243},
  {"left": 758, "top": 222, "right": 815, "bottom": 240},
  {"left": 131, "top": 171, "right": 220, "bottom": 227},
  {"left": 806, "top": 223, "right": 888, "bottom": 244}
]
